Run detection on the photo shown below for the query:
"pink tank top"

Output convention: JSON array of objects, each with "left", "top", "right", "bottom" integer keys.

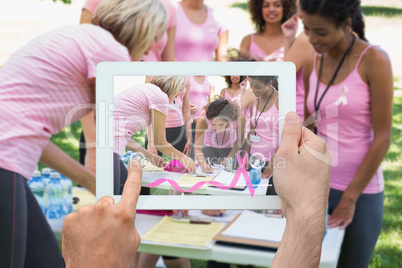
[
  {"left": 175, "top": 2, "right": 227, "bottom": 61},
  {"left": 296, "top": 67, "right": 305, "bottom": 123},
  {"left": 249, "top": 34, "right": 285, "bottom": 62},
  {"left": 306, "top": 45, "right": 383, "bottom": 194},
  {"left": 143, "top": 0, "right": 176, "bottom": 62},
  {"left": 188, "top": 76, "right": 212, "bottom": 119},
  {"left": 203, "top": 118, "right": 237, "bottom": 149},
  {"left": 250, "top": 96, "right": 279, "bottom": 163}
]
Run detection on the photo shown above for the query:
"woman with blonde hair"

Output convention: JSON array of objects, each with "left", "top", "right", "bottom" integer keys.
[{"left": 0, "top": 0, "right": 167, "bottom": 266}]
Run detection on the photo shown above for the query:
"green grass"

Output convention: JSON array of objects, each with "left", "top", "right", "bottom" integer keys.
[
  {"left": 363, "top": 6, "right": 402, "bottom": 18},
  {"left": 231, "top": 2, "right": 248, "bottom": 11}
]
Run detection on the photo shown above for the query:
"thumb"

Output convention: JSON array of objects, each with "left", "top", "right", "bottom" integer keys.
[{"left": 278, "top": 112, "right": 302, "bottom": 157}]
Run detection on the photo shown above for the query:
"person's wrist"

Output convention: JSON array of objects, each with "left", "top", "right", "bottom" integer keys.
[{"left": 286, "top": 208, "right": 326, "bottom": 236}]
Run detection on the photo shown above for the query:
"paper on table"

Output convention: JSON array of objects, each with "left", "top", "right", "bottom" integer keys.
[
  {"left": 142, "top": 216, "right": 224, "bottom": 247},
  {"left": 141, "top": 160, "right": 165, "bottom": 172},
  {"left": 220, "top": 210, "right": 286, "bottom": 243},
  {"left": 210, "top": 170, "right": 247, "bottom": 189},
  {"left": 176, "top": 174, "right": 214, "bottom": 189},
  {"left": 72, "top": 187, "right": 96, "bottom": 212}
]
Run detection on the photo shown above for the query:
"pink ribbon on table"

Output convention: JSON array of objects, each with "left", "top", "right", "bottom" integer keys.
[{"left": 145, "top": 151, "right": 256, "bottom": 197}]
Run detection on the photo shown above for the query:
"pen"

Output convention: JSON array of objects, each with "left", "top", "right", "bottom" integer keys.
[{"left": 172, "top": 218, "right": 211, "bottom": 224}]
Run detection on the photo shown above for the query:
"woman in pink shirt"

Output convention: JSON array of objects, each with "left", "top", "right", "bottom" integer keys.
[
  {"left": 301, "top": 0, "right": 393, "bottom": 266},
  {"left": 244, "top": 76, "right": 279, "bottom": 182},
  {"left": 113, "top": 76, "right": 195, "bottom": 195},
  {"left": 175, "top": 0, "right": 228, "bottom": 62},
  {"left": 240, "top": 0, "right": 297, "bottom": 62},
  {"left": 0, "top": 0, "right": 167, "bottom": 267},
  {"left": 194, "top": 100, "right": 245, "bottom": 173}
]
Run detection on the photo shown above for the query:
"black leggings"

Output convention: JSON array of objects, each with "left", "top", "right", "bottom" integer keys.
[
  {"left": 328, "top": 188, "right": 383, "bottom": 268},
  {"left": 145, "top": 125, "right": 188, "bottom": 156},
  {"left": 0, "top": 168, "right": 64, "bottom": 268}
]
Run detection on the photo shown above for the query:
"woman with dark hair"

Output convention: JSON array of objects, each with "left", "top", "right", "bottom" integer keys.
[
  {"left": 244, "top": 76, "right": 279, "bottom": 182},
  {"left": 301, "top": 0, "right": 393, "bottom": 267},
  {"left": 194, "top": 100, "right": 245, "bottom": 173},
  {"left": 240, "top": 0, "right": 297, "bottom": 61},
  {"left": 220, "top": 76, "right": 248, "bottom": 105}
]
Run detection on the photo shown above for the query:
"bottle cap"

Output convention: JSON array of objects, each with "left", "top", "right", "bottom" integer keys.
[
  {"left": 50, "top": 173, "right": 60, "bottom": 179},
  {"left": 42, "top": 168, "right": 51, "bottom": 174},
  {"left": 32, "top": 170, "right": 41, "bottom": 177}
]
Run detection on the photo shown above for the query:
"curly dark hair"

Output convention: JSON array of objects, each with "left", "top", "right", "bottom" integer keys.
[
  {"left": 248, "top": 75, "right": 279, "bottom": 90},
  {"left": 248, "top": 0, "right": 297, "bottom": 33},
  {"left": 300, "top": 0, "right": 367, "bottom": 41},
  {"left": 224, "top": 76, "right": 247, "bottom": 88},
  {"left": 205, "top": 99, "right": 239, "bottom": 122}
]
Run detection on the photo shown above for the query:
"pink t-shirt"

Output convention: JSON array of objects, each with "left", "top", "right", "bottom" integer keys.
[
  {"left": 250, "top": 97, "right": 279, "bottom": 163},
  {"left": 83, "top": 0, "right": 100, "bottom": 13},
  {"left": 0, "top": 24, "right": 131, "bottom": 179},
  {"left": 165, "top": 89, "right": 185, "bottom": 128},
  {"left": 114, "top": 84, "right": 169, "bottom": 156},
  {"left": 143, "top": 0, "right": 177, "bottom": 62},
  {"left": 203, "top": 119, "right": 237, "bottom": 149},
  {"left": 307, "top": 46, "right": 384, "bottom": 194},
  {"left": 249, "top": 34, "right": 284, "bottom": 62},
  {"left": 175, "top": 2, "right": 227, "bottom": 61},
  {"left": 188, "top": 76, "right": 212, "bottom": 119},
  {"left": 296, "top": 67, "right": 305, "bottom": 123}
]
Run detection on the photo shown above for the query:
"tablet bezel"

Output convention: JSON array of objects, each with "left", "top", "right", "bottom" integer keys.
[{"left": 96, "top": 62, "right": 295, "bottom": 209}]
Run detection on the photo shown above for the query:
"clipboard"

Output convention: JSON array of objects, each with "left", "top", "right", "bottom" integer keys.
[{"left": 213, "top": 212, "right": 283, "bottom": 249}]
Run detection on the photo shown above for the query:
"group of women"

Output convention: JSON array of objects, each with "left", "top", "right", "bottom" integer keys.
[{"left": 0, "top": 0, "right": 393, "bottom": 267}]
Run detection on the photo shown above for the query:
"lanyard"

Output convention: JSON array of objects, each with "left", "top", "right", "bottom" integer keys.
[
  {"left": 314, "top": 34, "right": 356, "bottom": 134},
  {"left": 254, "top": 88, "right": 274, "bottom": 135},
  {"left": 215, "top": 126, "right": 227, "bottom": 149}
]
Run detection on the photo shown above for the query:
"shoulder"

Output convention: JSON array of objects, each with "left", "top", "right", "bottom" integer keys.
[
  {"left": 196, "top": 116, "right": 208, "bottom": 128},
  {"left": 361, "top": 45, "right": 391, "bottom": 67},
  {"left": 240, "top": 34, "right": 252, "bottom": 46}
]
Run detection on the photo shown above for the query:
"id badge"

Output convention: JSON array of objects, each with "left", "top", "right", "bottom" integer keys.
[
  {"left": 250, "top": 134, "right": 261, "bottom": 143},
  {"left": 169, "top": 103, "right": 179, "bottom": 111}
]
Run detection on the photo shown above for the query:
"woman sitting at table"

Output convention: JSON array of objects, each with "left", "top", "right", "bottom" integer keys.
[
  {"left": 194, "top": 100, "right": 245, "bottom": 173},
  {"left": 244, "top": 76, "right": 279, "bottom": 185},
  {"left": 113, "top": 76, "right": 196, "bottom": 194}
]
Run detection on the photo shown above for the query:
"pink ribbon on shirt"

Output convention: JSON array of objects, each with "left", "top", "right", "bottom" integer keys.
[{"left": 145, "top": 151, "right": 256, "bottom": 197}]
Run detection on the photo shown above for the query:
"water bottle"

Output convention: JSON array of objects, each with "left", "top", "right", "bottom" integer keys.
[
  {"left": 60, "top": 174, "right": 73, "bottom": 215},
  {"left": 27, "top": 171, "right": 46, "bottom": 214},
  {"left": 42, "top": 168, "right": 51, "bottom": 185},
  {"left": 46, "top": 173, "right": 64, "bottom": 219},
  {"left": 249, "top": 159, "right": 262, "bottom": 189},
  {"left": 121, "top": 153, "right": 129, "bottom": 169}
]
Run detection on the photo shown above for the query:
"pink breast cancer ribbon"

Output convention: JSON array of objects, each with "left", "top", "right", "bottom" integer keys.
[{"left": 145, "top": 151, "right": 256, "bottom": 197}]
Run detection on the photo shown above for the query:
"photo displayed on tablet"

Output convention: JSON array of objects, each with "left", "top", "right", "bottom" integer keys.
[{"left": 113, "top": 75, "right": 280, "bottom": 198}]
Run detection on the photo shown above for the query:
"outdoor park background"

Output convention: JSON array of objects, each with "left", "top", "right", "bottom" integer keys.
[{"left": 0, "top": 0, "right": 401, "bottom": 267}]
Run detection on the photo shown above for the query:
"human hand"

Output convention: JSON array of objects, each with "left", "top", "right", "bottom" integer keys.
[
  {"left": 149, "top": 154, "right": 167, "bottom": 168},
  {"left": 201, "top": 162, "right": 214, "bottom": 174},
  {"left": 202, "top": 210, "right": 226, "bottom": 217},
  {"left": 273, "top": 112, "right": 332, "bottom": 220},
  {"left": 183, "top": 141, "right": 192, "bottom": 156},
  {"left": 62, "top": 159, "right": 142, "bottom": 268},
  {"left": 190, "top": 104, "right": 199, "bottom": 115},
  {"left": 84, "top": 148, "right": 96, "bottom": 174},
  {"left": 172, "top": 210, "right": 189, "bottom": 216},
  {"left": 281, "top": 14, "right": 299, "bottom": 41},
  {"left": 240, "top": 79, "right": 248, "bottom": 90},
  {"left": 180, "top": 155, "right": 197, "bottom": 173},
  {"left": 261, "top": 167, "right": 273, "bottom": 180},
  {"left": 327, "top": 197, "right": 356, "bottom": 229}
]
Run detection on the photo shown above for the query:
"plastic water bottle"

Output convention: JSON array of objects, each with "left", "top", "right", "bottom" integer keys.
[
  {"left": 121, "top": 153, "right": 129, "bottom": 169},
  {"left": 46, "top": 173, "right": 64, "bottom": 219},
  {"left": 60, "top": 174, "right": 73, "bottom": 215},
  {"left": 249, "top": 159, "right": 262, "bottom": 189},
  {"left": 27, "top": 170, "right": 46, "bottom": 214},
  {"left": 42, "top": 168, "right": 51, "bottom": 185}
]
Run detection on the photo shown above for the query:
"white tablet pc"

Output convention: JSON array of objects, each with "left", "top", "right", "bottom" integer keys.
[{"left": 96, "top": 62, "right": 295, "bottom": 209}]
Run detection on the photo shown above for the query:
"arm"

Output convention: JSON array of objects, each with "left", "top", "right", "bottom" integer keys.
[
  {"left": 194, "top": 117, "right": 213, "bottom": 173},
  {"left": 328, "top": 48, "right": 393, "bottom": 229},
  {"left": 182, "top": 84, "right": 192, "bottom": 155},
  {"left": 40, "top": 141, "right": 95, "bottom": 195},
  {"left": 284, "top": 32, "right": 314, "bottom": 72},
  {"left": 281, "top": 14, "right": 298, "bottom": 56},
  {"left": 215, "top": 30, "right": 228, "bottom": 62},
  {"left": 79, "top": 8, "right": 93, "bottom": 24},
  {"left": 239, "top": 35, "right": 251, "bottom": 59},
  {"left": 226, "top": 114, "right": 245, "bottom": 158},
  {"left": 219, "top": 88, "right": 226, "bottom": 99},
  {"left": 161, "top": 25, "right": 176, "bottom": 61},
  {"left": 153, "top": 109, "right": 196, "bottom": 173},
  {"left": 209, "top": 86, "right": 216, "bottom": 102},
  {"left": 272, "top": 112, "right": 331, "bottom": 267},
  {"left": 145, "top": 124, "right": 158, "bottom": 155},
  {"left": 244, "top": 102, "right": 255, "bottom": 166}
]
